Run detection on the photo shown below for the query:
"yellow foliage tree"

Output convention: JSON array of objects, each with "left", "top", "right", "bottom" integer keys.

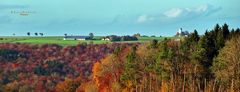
[
  {"left": 55, "top": 78, "right": 80, "bottom": 92},
  {"left": 212, "top": 36, "right": 240, "bottom": 90}
]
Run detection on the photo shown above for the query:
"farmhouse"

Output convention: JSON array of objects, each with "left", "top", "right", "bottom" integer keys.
[
  {"left": 102, "top": 35, "right": 118, "bottom": 41},
  {"left": 63, "top": 36, "right": 91, "bottom": 40},
  {"left": 101, "top": 37, "right": 110, "bottom": 41}
]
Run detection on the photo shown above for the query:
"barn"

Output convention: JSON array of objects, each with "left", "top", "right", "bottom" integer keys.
[{"left": 63, "top": 36, "right": 91, "bottom": 40}]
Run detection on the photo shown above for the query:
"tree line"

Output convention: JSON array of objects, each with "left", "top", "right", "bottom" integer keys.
[{"left": 82, "top": 23, "right": 240, "bottom": 92}]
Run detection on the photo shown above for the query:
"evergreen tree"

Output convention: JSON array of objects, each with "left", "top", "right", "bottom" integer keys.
[
  {"left": 120, "top": 45, "right": 141, "bottom": 88},
  {"left": 222, "top": 23, "right": 230, "bottom": 39},
  {"left": 192, "top": 30, "right": 200, "bottom": 42},
  {"left": 181, "top": 29, "right": 200, "bottom": 52},
  {"left": 149, "top": 39, "right": 158, "bottom": 49},
  {"left": 235, "top": 28, "right": 240, "bottom": 34},
  {"left": 159, "top": 38, "right": 171, "bottom": 59},
  {"left": 214, "top": 24, "right": 220, "bottom": 33},
  {"left": 194, "top": 31, "right": 217, "bottom": 79}
]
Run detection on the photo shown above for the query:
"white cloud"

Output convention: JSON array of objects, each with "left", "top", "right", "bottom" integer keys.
[
  {"left": 196, "top": 4, "right": 209, "bottom": 12},
  {"left": 137, "top": 15, "right": 155, "bottom": 23},
  {"left": 137, "top": 15, "right": 147, "bottom": 23},
  {"left": 135, "top": 4, "right": 221, "bottom": 24},
  {"left": 164, "top": 8, "right": 183, "bottom": 18},
  {"left": 163, "top": 4, "right": 221, "bottom": 18}
]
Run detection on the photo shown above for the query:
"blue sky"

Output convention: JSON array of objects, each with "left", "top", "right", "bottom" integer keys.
[{"left": 0, "top": 0, "right": 240, "bottom": 36}]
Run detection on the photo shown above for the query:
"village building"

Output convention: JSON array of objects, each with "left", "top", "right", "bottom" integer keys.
[
  {"left": 101, "top": 37, "right": 110, "bottom": 41},
  {"left": 63, "top": 36, "right": 91, "bottom": 40},
  {"left": 176, "top": 28, "right": 189, "bottom": 37},
  {"left": 102, "top": 35, "right": 138, "bottom": 41},
  {"left": 101, "top": 35, "right": 120, "bottom": 41}
]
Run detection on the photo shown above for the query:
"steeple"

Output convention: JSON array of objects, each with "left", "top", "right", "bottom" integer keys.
[{"left": 179, "top": 28, "right": 183, "bottom": 34}]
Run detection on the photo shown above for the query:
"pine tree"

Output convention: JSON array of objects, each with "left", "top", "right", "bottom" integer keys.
[
  {"left": 120, "top": 45, "right": 141, "bottom": 90},
  {"left": 194, "top": 31, "right": 216, "bottom": 79},
  {"left": 149, "top": 39, "right": 158, "bottom": 49},
  {"left": 159, "top": 38, "right": 171, "bottom": 60},
  {"left": 181, "top": 29, "right": 200, "bottom": 52},
  {"left": 222, "top": 23, "right": 230, "bottom": 39}
]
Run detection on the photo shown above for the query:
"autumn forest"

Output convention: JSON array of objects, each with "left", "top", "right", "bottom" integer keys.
[{"left": 0, "top": 23, "right": 240, "bottom": 92}]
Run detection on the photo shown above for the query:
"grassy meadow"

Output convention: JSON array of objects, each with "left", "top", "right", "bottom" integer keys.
[{"left": 0, "top": 36, "right": 170, "bottom": 45}]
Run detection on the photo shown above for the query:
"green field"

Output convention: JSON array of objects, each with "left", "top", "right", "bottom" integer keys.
[{"left": 0, "top": 36, "right": 171, "bottom": 45}]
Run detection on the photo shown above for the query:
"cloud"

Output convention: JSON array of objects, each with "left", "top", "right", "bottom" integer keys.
[
  {"left": 137, "top": 15, "right": 155, "bottom": 23},
  {"left": 163, "top": 4, "right": 222, "bottom": 18},
  {"left": 136, "top": 4, "right": 222, "bottom": 23},
  {"left": 164, "top": 8, "right": 183, "bottom": 18}
]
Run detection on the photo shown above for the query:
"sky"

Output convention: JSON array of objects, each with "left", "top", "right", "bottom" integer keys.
[{"left": 0, "top": 0, "right": 240, "bottom": 36}]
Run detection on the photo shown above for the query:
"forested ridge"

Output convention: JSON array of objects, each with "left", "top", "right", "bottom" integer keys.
[
  {"left": 0, "top": 23, "right": 240, "bottom": 92},
  {"left": 0, "top": 43, "right": 135, "bottom": 92}
]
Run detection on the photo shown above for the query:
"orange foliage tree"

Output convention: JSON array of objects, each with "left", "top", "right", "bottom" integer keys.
[
  {"left": 55, "top": 78, "right": 81, "bottom": 92},
  {"left": 92, "top": 47, "right": 129, "bottom": 92}
]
